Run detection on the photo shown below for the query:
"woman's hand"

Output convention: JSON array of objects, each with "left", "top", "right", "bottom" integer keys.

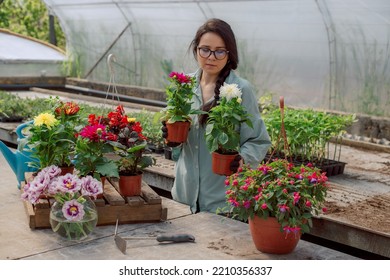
[
  {"left": 161, "top": 121, "right": 181, "bottom": 147},
  {"left": 230, "top": 154, "right": 243, "bottom": 172}
]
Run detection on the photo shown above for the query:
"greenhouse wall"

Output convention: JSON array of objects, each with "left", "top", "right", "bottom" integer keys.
[{"left": 42, "top": 0, "right": 390, "bottom": 117}]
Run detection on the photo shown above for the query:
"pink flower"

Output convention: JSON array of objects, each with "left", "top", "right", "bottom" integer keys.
[
  {"left": 169, "top": 72, "right": 192, "bottom": 84},
  {"left": 54, "top": 174, "right": 82, "bottom": 194},
  {"left": 243, "top": 200, "right": 251, "bottom": 209},
  {"left": 79, "top": 123, "right": 107, "bottom": 142},
  {"left": 258, "top": 164, "right": 271, "bottom": 175},
  {"left": 240, "top": 185, "right": 248, "bottom": 191},
  {"left": 224, "top": 179, "right": 230, "bottom": 186},
  {"left": 305, "top": 200, "right": 312, "bottom": 207},
  {"left": 80, "top": 175, "right": 103, "bottom": 199},
  {"left": 62, "top": 199, "right": 85, "bottom": 221},
  {"left": 293, "top": 192, "right": 300, "bottom": 205},
  {"left": 228, "top": 198, "right": 239, "bottom": 207},
  {"left": 308, "top": 172, "right": 319, "bottom": 184},
  {"left": 278, "top": 204, "right": 290, "bottom": 213},
  {"left": 261, "top": 203, "right": 268, "bottom": 210},
  {"left": 41, "top": 165, "right": 61, "bottom": 179}
]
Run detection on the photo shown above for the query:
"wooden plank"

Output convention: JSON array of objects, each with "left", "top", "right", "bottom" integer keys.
[
  {"left": 311, "top": 216, "right": 390, "bottom": 258},
  {"left": 33, "top": 208, "right": 51, "bottom": 228},
  {"left": 125, "top": 196, "right": 144, "bottom": 206},
  {"left": 103, "top": 181, "right": 125, "bottom": 206},
  {"left": 23, "top": 200, "right": 37, "bottom": 229},
  {"left": 141, "top": 181, "right": 161, "bottom": 205},
  {"left": 22, "top": 176, "right": 165, "bottom": 229},
  {"left": 92, "top": 198, "right": 106, "bottom": 207},
  {"left": 97, "top": 204, "right": 164, "bottom": 225}
]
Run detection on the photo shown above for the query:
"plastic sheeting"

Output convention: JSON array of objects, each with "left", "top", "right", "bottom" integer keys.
[
  {"left": 43, "top": 0, "right": 390, "bottom": 116},
  {"left": 0, "top": 29, "right": 66, "bottom": 77}
]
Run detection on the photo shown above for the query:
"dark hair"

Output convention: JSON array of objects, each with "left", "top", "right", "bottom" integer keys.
[{"left": 190, "top": 18, "right": 239, "bottom": 125}]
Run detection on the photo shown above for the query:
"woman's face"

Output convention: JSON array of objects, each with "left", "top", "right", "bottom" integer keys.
[{"left": 197, "top": 32, "right": 229, "bottom": 77}]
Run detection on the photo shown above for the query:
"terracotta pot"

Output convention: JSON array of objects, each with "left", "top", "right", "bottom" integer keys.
[
  {"left": 60, "top": 165, "right": 75, "bottom": 175},
  {"left": 249, "top": 216, "right": 301, "bottom": 254},
  {"left": 118, "top": 173, "right": 143, "bottom": 197},
  {"left": 211, "top": 152, "right": 238, "bottom": 176},
  {"left": 166, "top": 121, "right": 190, "bottom": 143}
]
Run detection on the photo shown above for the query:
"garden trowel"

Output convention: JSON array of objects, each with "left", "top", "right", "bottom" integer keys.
[{"left": 114, "top": 219, "right": 195, "bottom": 254}]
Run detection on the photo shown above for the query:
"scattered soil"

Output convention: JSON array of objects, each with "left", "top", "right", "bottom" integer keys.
[{"left": 324, "top": 144, "right": 390, "bottom": 234}]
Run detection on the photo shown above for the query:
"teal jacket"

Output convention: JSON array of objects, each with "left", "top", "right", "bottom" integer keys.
[{"left": 171, "top": 70, "right": 271, "bottom": 213}]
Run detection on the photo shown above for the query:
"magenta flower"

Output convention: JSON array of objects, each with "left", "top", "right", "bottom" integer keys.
[
  {"left": 293, "top": 192, "right": 301, "bottom": 205},
  {"left": 305, "top": 200, "right": 312, "bottom": 207},
  {"left": 243, "top": 200, "right": 251, "bottom": 209},
  {"left": 169, "top": 71, "right": 192, "bottom": 84},
  {"left": 258, "top": 165, "right": 271, "bottom": 175},
  {"left": 79, "top": 123, "right": 107, "bottom": 142},
  {"left": 261, "top": 203, "right": 268, "bottom": 210},
  {"left": 62, "top": 199, "right": 85, "bottom": 221},
  {"left": 228, "top": 198, "right": 239, "bottom": 207},
  {"left": 278, "top": 204, "right": 290, "bottom": 213}
]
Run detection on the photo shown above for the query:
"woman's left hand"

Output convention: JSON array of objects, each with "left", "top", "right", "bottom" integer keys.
[{"left": 230, "top": 154, "right": 243, "bottom": 172}]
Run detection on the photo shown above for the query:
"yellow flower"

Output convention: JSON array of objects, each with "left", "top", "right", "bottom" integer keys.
[
  {"left": 127, "top": 117, "right": 136, "bottom": 123},
  {"left": 34, "top": 113, "right": 58, "bottom": 129}
]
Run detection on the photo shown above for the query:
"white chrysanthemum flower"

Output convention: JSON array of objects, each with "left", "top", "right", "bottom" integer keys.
[{"left": 219, "top": 83, "right": 242, "bottom": 101}]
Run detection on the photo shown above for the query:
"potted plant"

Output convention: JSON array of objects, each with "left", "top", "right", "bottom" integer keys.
[
  {"left": 223, "top": 158, "right": 328, "bottom": 254},
  {"left": 106, "top": 106, "right": 156, "bottom": 196},
  {"left": 21, "top": 165, "right": 103, "bottom": 241},
  {"left": 23, "top": 99, "right": 81, "bottom": 172},
  {"left": 260, "top": 95, "right": 356, "bottom": 176},
  {"left": 205, "top": 83, "right": 253, "bottom": 176},
  {"left": 73, "top": 120, "right": 119, "bottom": 181},
  {"left": 160, "top": 71, "right": 204, "bottom": 143}
]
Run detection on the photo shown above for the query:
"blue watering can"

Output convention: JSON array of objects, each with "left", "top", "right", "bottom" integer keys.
[{"left": 0, "top": 120, "right": 39, "bottom": 189}]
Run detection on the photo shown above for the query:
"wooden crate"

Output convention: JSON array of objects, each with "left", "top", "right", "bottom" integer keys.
[{"left": 22, "top": 176, "right": 168, "bottom": 229}]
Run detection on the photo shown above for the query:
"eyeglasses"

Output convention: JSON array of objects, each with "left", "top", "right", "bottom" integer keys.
[{"left": 197, "top": 47, "right": 229, "bottom": 60}]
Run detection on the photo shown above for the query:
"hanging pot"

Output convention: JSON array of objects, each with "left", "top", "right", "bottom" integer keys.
[
  {"left": 166, "top": 121, "right": 191, "bottom": 143},
  {"left": 211, "top": 152, "right": 238, "bottom": 176},
  {"left": 118, "top": 172, "right": 143, "bottom": 197},
  {"left": 248, "top": 216, "right": 301, "bottom": 254}
]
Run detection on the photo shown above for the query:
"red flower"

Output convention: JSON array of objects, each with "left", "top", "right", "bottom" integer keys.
[{"left": 55, "top": 101, "right": 80, "bottom": 116}]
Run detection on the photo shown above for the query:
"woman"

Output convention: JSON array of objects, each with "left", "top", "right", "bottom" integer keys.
[{"left": 164, "top": 18, "right": 271, "bottom": 213}]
